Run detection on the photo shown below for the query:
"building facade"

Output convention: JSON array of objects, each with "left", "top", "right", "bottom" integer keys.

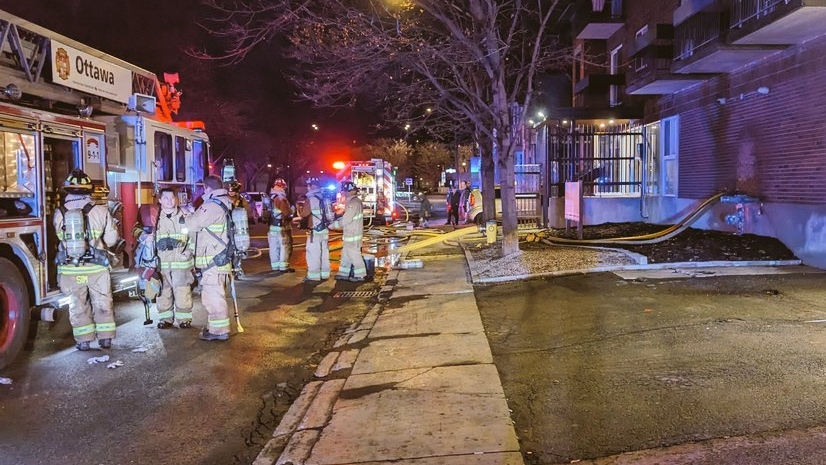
[{"left": 541, "top": 0, "right": 826, "bottom": 267}]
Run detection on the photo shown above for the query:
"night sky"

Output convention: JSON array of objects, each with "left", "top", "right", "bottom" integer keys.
[{"left": 0, "top": 0, "right": 377, "bottom": 151}]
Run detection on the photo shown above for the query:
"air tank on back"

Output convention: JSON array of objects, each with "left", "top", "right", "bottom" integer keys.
[
  {"left": 231, "top": 207, "right": 250, "bottom": 253},
  {"left": 63, "top": 208, "right": 88, "bottom": 259}
]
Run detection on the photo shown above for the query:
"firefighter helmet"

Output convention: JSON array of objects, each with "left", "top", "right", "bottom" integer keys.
[
  {"left": 272, "top": 178, "right": 287, "bottom": 189},
  {"left": 341, "top": 181, "right": 358, "bottom": 192},
  {"left": 63, "top": 169, "right": 93, "bottom": 194}
]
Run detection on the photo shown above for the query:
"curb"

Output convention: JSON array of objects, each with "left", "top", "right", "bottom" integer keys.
[
  {"left": 472, "top": 258, "right": 804, "bottom": 285},
  {"left": 255, "top": 282, "right": 398, "bottom": 464},
  {"left": 256, "top": 236, "right": 455, "bottom": 464}
]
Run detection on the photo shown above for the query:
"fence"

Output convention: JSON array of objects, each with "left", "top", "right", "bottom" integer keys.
[{"left": 548, "top": 125, "right": 645, "bottom": 198}]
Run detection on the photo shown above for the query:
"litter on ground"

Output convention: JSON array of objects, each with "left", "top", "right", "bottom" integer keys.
[{"left": 87, "top": 355, "right": 110, "bottom": 365}]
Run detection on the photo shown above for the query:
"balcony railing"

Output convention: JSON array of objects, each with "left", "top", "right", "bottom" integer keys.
[
  {"left": 730, "top": 0, "right": 791, "bottom": 28},
  {"left": 573, "top": 0, "right": 625, "bottom": 40},
  {"left": 627, "top": 53, "right": 673, "bottom": 85},
  {"left": 674, "top": 10, "right": 727, "bottom": 61},
  {"left": 599, "top": 0, "right": 623, "bottom": 16},
  {"left": 727, "top": 0, "right": 826, "bottom": 45}
]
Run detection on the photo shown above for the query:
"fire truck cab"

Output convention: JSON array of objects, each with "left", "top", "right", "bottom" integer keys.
[{"left": 0, "top": 9, "right": 210, "bottom": 369}]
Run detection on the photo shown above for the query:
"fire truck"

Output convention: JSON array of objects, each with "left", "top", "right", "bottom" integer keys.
[
  {"left": 0, "top": 10, "right": 210, "bottom": 369},
  {"left": 335, "top": 159, "right": 397, "bottom": 224}
]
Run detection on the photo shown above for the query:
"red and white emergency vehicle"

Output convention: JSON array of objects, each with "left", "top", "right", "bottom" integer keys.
[
  {"left": 335, "top": 159, "right": 396, "bottom": 224},
  {"left": 0, "top": 9, "right": 210, "bottom": 369}
]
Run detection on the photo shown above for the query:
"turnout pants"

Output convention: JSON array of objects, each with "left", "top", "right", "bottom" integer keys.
[
  {"left": 305, "top": 230, "right": 330, "bottom": 280},
  {"left": 336, "top": 240, "right": 366, "bottom": 279},
  {"left": 58, "top": 269, "right": 115, "bottom": 343},
  {"left": 156, "top": 268, "right": 194, "bottom": 324},
  {"left": 200, "top": 268, "right": 230, "bottom": 335},
  {"left": 268, "top": 226, "right": 293, "bottom": 271}
]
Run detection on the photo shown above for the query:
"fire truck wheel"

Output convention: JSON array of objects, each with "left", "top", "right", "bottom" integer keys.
[{"left": 0, "top": 257, "right": 31, "bottom": 370}]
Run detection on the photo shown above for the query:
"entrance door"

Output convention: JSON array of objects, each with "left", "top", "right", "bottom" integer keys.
[{"left": 43, "top": 135, "right": 81, "bottom": 292}]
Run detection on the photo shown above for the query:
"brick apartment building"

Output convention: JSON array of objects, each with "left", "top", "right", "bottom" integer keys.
[{"left": 534, "top": 0, "right": 826, "bottom": 267}]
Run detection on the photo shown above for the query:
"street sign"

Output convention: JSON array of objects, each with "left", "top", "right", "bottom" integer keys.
[{"left": 404, "top": 177, "right": 413, "bottom": 186}]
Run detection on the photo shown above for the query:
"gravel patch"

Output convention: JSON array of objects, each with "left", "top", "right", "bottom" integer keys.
[{"left": 465, "top": 241, "right": 637, "bottom": 281}]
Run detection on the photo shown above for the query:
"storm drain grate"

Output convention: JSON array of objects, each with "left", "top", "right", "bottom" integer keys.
[{"left": 333, "top": 291, "right": 377, "bottom": 299}]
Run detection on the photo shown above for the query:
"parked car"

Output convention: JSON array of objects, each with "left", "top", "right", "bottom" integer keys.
[
  {"left": 466, "top": 187, "right": 501, "bottom": 224},
  {"left": 467, "top": 186, "right": 539, "bottom": 225}
]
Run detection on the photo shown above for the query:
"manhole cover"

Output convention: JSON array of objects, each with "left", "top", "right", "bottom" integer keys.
[{"left": 333, "top": 291, "right": 376, "bottom": 298}]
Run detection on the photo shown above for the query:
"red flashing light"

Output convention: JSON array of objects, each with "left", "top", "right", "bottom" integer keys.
[{"left": 172, "top": 120, "right": 206, "bottom": 131}]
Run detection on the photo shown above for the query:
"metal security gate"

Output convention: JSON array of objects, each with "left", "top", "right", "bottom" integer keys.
[{"left": 548, "top": 124, "right": 646, "bottom": 199}]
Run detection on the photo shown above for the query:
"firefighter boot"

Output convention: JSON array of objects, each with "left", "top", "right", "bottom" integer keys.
[
  {"left": 76, "top": 341, "right": 91, "bottom": 351},
  {"left": 199, "top": 329, "right": 229, "bottom": 341},
  {"left": 99, "top": 338, "right": 112, "bottom": 349}
]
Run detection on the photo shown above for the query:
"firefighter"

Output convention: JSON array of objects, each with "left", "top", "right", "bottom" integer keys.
[
  {"left": 152, "top": 187, "right": 194, "bottom": 328},
  {"left": 335, "top": 181, "right": 366, "bottom": 282},
  {"left": 185, "top": 175, "right": 233, "bottom": 341},
  {"left": 298, "top": 178, "right": 332, "bottom": 282},
  {"left": 227, "top": 180, "right": 247, "bottom": 209},
  {"left": 132, "top": 200, "right": 161, "bottom": 325},
  {"left": 54, "top": 169, "right": 119, "bottom": 351},
  {"left": 268, "top": 178, "right": 294, "bottom": 273}
]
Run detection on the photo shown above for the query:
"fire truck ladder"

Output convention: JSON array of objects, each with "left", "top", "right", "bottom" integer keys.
[{"left": 0, "top": 9, "right": 158, "bottom": 115}]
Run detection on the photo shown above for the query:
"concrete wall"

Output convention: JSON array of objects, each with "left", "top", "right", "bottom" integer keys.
[{"left": 548, "top": 197, "right": 646, "bottom": 228}]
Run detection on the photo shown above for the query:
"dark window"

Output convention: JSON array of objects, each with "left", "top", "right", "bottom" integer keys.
[
  {"left": 154, "top": 131, "right": 173, "bottom": 182},
  {"left": 192, "top": 139, "right": 208, "bottom": 182},
  {"left": 175, "top": 136, "right": 186, "bottom": 182}
]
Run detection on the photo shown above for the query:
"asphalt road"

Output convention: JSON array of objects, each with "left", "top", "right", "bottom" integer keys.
[
  {"left": 475, "top": 270, "right": 826, "bottom": 464},
  {"left": 0, "top": 223, "right": 381, "bottom": 465}
]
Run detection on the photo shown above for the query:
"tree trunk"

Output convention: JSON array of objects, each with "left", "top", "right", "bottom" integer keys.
[
  {"left": 494, "top": 94, "right": 518, "bottom": 257},
  {"left": 498, "top": 136, "right": 518, "bottom": 256},
  {"left": 480, "top": 137, "right": 496, "bottom": 225}
]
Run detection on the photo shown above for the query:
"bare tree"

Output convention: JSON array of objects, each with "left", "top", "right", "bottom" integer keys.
[
  {"left": 361, "top": 138, "right": 413, "bottom": 169},
  {"left": 204, "top": 0, "right": 572, "bottom": 255},
  {"left": 412, "top": 142, "right": 452, "bottom": 188}
]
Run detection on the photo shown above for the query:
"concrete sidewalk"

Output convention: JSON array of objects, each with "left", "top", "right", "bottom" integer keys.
[{"left": 254, "top": 246, "right": 523, "bottom": 465}]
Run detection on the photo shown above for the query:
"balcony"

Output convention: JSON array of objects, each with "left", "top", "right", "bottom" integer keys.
[
  {"left": 626, "top": 48, "right": 711, "bottom": 95},
  {"left": 728, "top": 0, "right": 826, "bottom": 45},
  {"left": 573, "top": 0, "right": 625, "bottom": 40},
  {"left": 672, "top": 9, "right": 783, "bottom": 74},
  {"left": 574, "top": 73, "right": 625, "bottom": 95},
  {"left": 627, "top": 24, "right": 674, "bottom": 59}
]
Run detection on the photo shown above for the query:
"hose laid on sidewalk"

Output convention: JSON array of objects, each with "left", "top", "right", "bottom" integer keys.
[{"left": 391, "top": 226, "right": 479, "bottom": 254}]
